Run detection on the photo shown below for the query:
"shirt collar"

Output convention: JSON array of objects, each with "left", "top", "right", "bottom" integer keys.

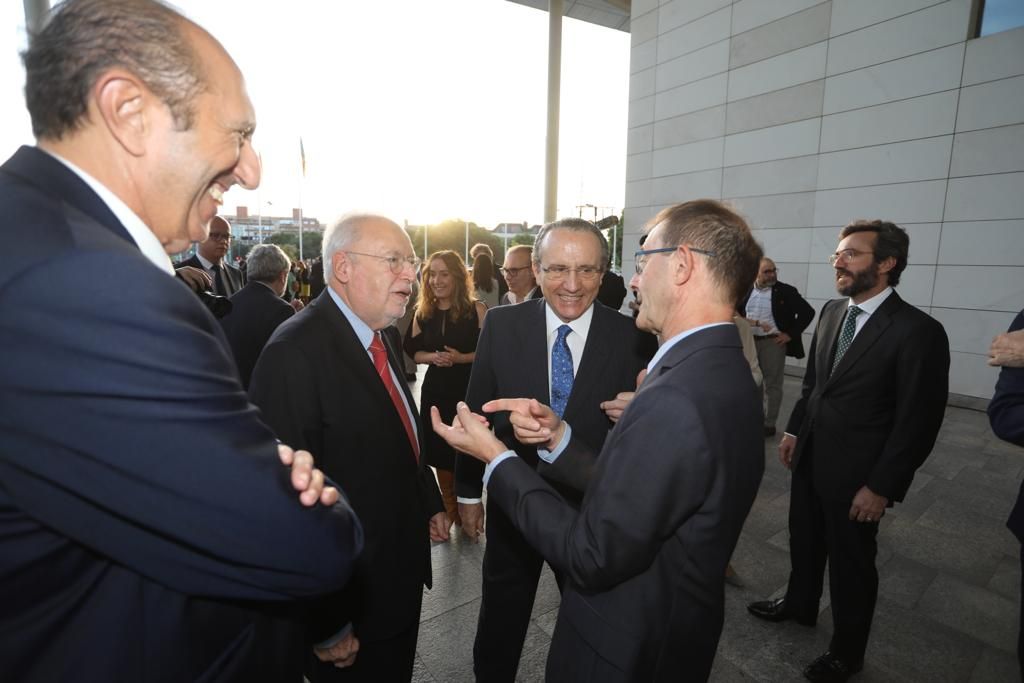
[
  {"left": 41, "top": 149, "right": 174, "bottom": 276},
  {"left": 326, "top": 285, "right": 375, "bottom": 350},
  {"left": 848, "top": 286, "right": 893, "bottom": 315},
  {"left": 544, "top": 301, "right": 594, "bottom": 341}
]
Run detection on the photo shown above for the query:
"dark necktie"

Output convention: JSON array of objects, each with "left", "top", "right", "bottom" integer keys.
[
  {"left": 550, "top": 324, "right": 574, "bottom": 417},
  {"left": 369, "top": 332, "right": 419, "bottom": 460},
  {"left": 211, "top": 263, "right": 227, "bottom": 295},
  {"left": 831, "top": 305, "right": 863, "bottom": 375}
]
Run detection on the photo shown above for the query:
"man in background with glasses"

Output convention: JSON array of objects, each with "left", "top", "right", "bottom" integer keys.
[
  {"left": 177, "top": 214, "right": 244, "bottom": 296},
  {"left": 437, "top": 200, "right": 765, "bottom": 681},
  {"left": 741, "top": 257, "right": 816, "bottom": 437},
  {"left": 455, "top": 218, "right": 650, "bottom": 682},
  {"left": 498, "top": 244, "right": 541, "bottom": 305},
  {"left": 748, "top": 220, "right": 950, "bottom": 682},
  {"left": 250, "top": 214, "right": 448, "bottom": 682}
]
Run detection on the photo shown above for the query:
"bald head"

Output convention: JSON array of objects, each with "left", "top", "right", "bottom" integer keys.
[{"left": 198, "top": 215, "right": 232, "bottom": 264}]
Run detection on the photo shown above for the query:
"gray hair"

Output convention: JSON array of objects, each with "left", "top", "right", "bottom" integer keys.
[
  {"left": 321, "top": 213, "right": 400, "bottom": 283},
  {"left": 532, "top": 218, "right": 609, "bottom": 269},
  {"left": 22, "top": 0, "right": 205, "bottom": 140},
  {"left": 246, "top": 244, "right": 290, "bottom": 283}
]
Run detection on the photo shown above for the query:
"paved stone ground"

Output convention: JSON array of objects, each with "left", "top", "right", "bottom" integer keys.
[{"left": 410, "top": 375, "right": 1022, "bottom": 682}]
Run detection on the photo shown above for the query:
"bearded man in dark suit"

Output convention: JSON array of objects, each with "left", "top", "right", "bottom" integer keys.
[{"left": 748, "top": 220, "right": 950, "bottom": 683}]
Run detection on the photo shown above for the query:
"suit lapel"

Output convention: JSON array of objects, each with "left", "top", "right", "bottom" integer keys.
[
  {"left": 816, "top": 301, "right": 846, "bottom": 385},
  {"left": 523, "top": 300, "right": 552, "bottom": 405},
  {"left": 826, "top": 292, "right": 901, "bottom": 385},
  {"left": 566, "top": 305, "right": 612, "bottom": 416}
]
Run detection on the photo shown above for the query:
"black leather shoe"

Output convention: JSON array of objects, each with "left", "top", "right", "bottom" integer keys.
[
  {"left": 746, "top": 597, "right": 816, "bottom": 626},
  {"left": 803, "top": 651, "right": 862, "bottom": 682}
]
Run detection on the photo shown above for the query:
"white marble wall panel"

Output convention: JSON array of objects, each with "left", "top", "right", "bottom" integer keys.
[
  {"left": 628, "top": 95, "right": 655, "bottom": 128},
  {"left": 630, "top": 8, "right": 659, "bottom": 46},
  {"left": 829, "top": 0, "right": 947, "bottom": 36},
  {"left": 658, "top": 8, "right": 732, "bottom": 64},
  {"left": 728, "top": 41, "right": 828, "bottom": 101},
  {"left": 723, "top": 156, "right": 820, "bottom": 197},
  {"left": 962, "top": 24, "right": 1024, "bottom": 85},
  {"left": 938, "top": 220, "right": 1024, "bottom": 266},
  {"left": 813, "top": 180, "right": 948, "bottom": 225},
  {"left": 652, "top": 137, "right": 724, "bottom": 177},
  {"left": 820, "top": 90, "right": 958, "bottom": 151},
  {"left": 726, "top": 80, "right": 825, "bottom": 135},
  {"left": 826, "top": 1, "right": 970, "bottom": 76},
  {"left": 724, "top": 118, "right": 821, "bottom": 167},
  {"left": 945, "top": 173, "right": 1024, "bottom": 221},
  {"left": 932, "top": 307, "right": 1021, "bottom": 354},
  {"left": 823, "top": 44, "right": 964, "bottom": 115},
  {"left": 894, "top": 264, "right": 937, "bottom": 307},
  {"left": 632, "top": 0, "right": 658, "bottom": 19},
  {"left": 655, "top": 74, "right": 728, "bottom": 121},
  {"left": 650, "top": 169, "right": 723, "bottom": 204},
  {"left": 950, "top": 124, "right": 1024, "bottom": 177},
  {"left": 627, "top": 124, "right": 653, "bottom": 155},
  {"left": 726, "top": 192, "right": 817, "bottom": 228},
  {"left": 625, "top": 180, "right": 653, "bottom": 207},
  {"left": 630, "top": 67, "right": 656, "bottom": 102},
  {"left": 631, "top": 39, "right": 657, "bottom": 74},
  {"left": 652, "top": 105, "right": 726, "bottom": 148},
  {"left": 806, "top": 262, "right": 842, "bottom": 299},
  {"left": 955, "top": 76, "right": 1024, "bottom": 132},
  {"left": 658, "top": 0, "right": 733, "bottom": 35},
  {"left": 932, "top": 265, "right": 1024, "bottom": 311},
  {"left": 656, "top": 41, "right": 729, "bottom": 92},
  {"left": 817, "top": 137, "right": 953, "bottom": 189},
  {"left": 626, "top": 151, "right": 652, "bottom": 182},
  {"left": 732, "top": 0, "right": 827, "bottom": 34},
  {"left": 772, "top": 262, "right": 812, "bottom": 294},
  {"left": 731, "top": 2, "right": 832, "bottom": 69},
  {"left": 749, "top": 227, "right": 812, "bottom": 262},
  {"left": 809, "top": 223, "right": 941, "bottom": 263},
  {"left": 948, "top": 351, "right": 1002, "bottom": 402}
]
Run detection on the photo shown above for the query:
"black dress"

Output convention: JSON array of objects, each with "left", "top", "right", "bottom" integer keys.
[{"left": 404, "top": 305, "right": 481, "bottom": 471}]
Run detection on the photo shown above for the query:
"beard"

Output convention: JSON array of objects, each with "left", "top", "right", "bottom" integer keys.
[{"left": 835, "top": 262, "right": 879, "bottom": 297}]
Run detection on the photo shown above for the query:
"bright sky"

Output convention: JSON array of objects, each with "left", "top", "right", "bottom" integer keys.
[{"left": 1, "top": 0, "right": 630, "bottom": 228}]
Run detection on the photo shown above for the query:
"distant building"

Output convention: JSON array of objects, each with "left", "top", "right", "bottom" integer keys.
[{"left": 224, "top": 206, "right": 322, "bottom": 244}]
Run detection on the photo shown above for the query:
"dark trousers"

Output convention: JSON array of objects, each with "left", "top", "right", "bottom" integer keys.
[
  {"left": 786, "top": 449, "right": 879, "bottom": 665},
  {"left": 305, "top": 597, "right": 421, "bottom": 683},
  {"left": 1019, "top": 545, "right": 1024, "bottom": 680},
  {"left": 474, "top": 496, "right": 564, "bottom": 683}
]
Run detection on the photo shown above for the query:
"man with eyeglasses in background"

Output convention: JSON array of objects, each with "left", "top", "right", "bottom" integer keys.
[
  {"left": 250, "top": 214, "right": 448, "bottom": 682},
  {"left": 455, "top": 218, "right": 651, "bottom": 682},
  {"left": 177, "top": 214, "right": 244, "bottom": 296},
  {"left": 741, "top": 257, "right": 816, "bottom": 437},
  {"left": 498, "top": 244, "right": 541, "bottom": 305},
  {"left": 747, "top": 220, "right": 950, "bottom": 682}
]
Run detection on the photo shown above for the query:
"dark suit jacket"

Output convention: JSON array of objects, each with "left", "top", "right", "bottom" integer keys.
[
  {"left": 486, "top": 325, "right": 764, "bottom": 681},
  {"left": 178, "top": 253, "right": 244, "bottom": 296},
  {"left": 786, "top": 291, "right": 950, "bottom": 502},
  {"left": 992, "top": 311, "right": 1024, "bottom": 539},
  {"left": 596, "top": 270, "right": 627, "bottom": 310},
  {"left": 0, "top": 146, "right": 362, "bottom": 682},
  {"left": 249, "top": 292, "right": 444, "bottom": 644},
  {"left": 741, "top": 280, "right": 815, "bottom": 358},
  {"left": 219, "top": 280, "right": 295, "bottom": 388},
  {"left": 456, "top": 299, "right": 650, "bottom": 501}
]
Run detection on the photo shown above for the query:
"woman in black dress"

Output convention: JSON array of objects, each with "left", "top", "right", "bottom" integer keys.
[{"left": 404, "top": 251, "right": 486, "bottom": 531}]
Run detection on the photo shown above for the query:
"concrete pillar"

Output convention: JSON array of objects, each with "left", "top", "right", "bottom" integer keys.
[{"left": 544, "top": 0, "right": 563, "bottom": 223}]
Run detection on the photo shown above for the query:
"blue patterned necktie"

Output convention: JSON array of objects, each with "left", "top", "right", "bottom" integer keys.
[
  {"left": 831, "top": 305, "right": 863, "bottom": 375},
  {"left": 550, "top": 324, "right": 574, "bottom": 417}
]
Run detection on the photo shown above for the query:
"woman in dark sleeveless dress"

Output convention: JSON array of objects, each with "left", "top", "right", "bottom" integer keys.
[{"left": 404, "top": 251, "right": 486, "bottom": 531}]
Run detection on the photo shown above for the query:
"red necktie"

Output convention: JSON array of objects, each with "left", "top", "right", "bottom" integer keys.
[{"left": 369, "top": 332, "right": 419, "bottom": 461}]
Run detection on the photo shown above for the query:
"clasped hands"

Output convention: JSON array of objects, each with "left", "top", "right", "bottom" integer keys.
[
  {"left": 430, "top": 346, "right": 463, "bottom": 367},
  {"left": 430, "top": 399, "right": 566, "bottom": 464}
]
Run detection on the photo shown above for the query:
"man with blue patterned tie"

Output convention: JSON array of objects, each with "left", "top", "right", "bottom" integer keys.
[
  {"left": 455, "top": 218, "right": 651, "bottom": 682},
  {"left": 747, "top": 220, "right": 950, "bottom": 683}
]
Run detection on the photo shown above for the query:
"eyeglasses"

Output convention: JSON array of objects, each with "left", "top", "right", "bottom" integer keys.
[
  {"left": 345, "top": 250, "right": 421, "bottom": 274},
  {"left": 208, "top": 232, "right": 232, "bottom": 243},
  {"left": 539, "top": 265, "right": 603, "bottom": 282},
  {"left": 634, "top": 245, "right": 716, "bottom": 274},
  {"left": 499, "top": 265, "right": 531, "bottom": 276},
  {"left": 828, "top": 249, "right": 874, "bottom": 266}
]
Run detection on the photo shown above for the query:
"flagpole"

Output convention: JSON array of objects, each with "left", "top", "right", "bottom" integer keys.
[{"left": 298, "top": 137, "right": 306, "bottom": 262}]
